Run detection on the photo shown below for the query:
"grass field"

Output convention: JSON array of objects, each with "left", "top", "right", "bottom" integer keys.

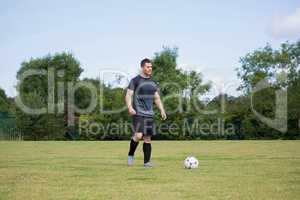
[{"left": 0, "top": 141, "right": 299, "bottom": 200}]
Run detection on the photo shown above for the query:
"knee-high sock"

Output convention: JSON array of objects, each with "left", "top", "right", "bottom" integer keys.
[
  {"left": 128, "top": 139, "right": 139, "bottom": 156},
  {"left": 143, "top": 143, "right": 152, "bottom": 163}
]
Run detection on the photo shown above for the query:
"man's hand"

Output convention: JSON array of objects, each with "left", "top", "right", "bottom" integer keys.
[
  {"left": 160, "top": 110, "right": 167, "bottom": 120},
  {"left": 128, "top": 106, "right": 136, "bottom": 116}
]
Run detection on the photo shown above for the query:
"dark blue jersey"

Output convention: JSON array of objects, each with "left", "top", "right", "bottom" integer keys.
[{"left": 128, "top": 75, "right": 158, "bottom": 117}]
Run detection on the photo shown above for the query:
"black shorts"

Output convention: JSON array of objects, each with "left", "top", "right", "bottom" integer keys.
[{"left": 133, "top": 115, "right": 156, "bottom": 136}]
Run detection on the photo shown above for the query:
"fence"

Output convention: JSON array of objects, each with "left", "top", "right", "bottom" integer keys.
[{"left": 0, "top": 112, "right": 23, "bottom": 141}]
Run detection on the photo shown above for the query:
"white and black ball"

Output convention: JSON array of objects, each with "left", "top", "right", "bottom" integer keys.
[{"left": 184, "top": 156, "right": 199, "bottom": 169}]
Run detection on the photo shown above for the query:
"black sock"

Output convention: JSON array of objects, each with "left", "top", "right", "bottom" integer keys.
[
  {"left": 143, "top": 143, "right": 152, "bottom": 163},
  {"left": 128, "top": 139, "right": 139, "bottom": 156}
]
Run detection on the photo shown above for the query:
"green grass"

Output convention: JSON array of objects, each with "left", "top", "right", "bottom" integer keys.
[{"left": 0, "top": 141, "right": 299, "bottom": 200}]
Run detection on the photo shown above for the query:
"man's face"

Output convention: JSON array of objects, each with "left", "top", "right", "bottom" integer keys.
[{"left": 142, "top": 62, "right": 152, "bottom": 76}]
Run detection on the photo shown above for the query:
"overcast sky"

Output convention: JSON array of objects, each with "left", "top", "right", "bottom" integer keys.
[{"left": 0, "top": 0, "right": 299, "bottom": 97}]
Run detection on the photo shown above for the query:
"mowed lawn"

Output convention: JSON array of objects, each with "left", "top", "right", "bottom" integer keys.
[{"left": 0, "top": 141, "right": 299, "bottom": 200}]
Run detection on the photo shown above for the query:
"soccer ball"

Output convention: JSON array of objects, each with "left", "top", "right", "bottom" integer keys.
[{"left": 184, "top": 156, "right": 199, "bottom": 169}]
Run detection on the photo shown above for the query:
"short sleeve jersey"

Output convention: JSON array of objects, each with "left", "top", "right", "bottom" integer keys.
[{"left": 128, "top": 75, "right": 158, "bottom": 117}]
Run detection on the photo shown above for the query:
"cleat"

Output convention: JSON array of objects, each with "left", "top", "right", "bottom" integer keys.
[
  {"left": 128, "top": 155, "right": 134, "bottom": 166},
  {"left": 144, "top": 162, "right": 153, "bottom": 168}
]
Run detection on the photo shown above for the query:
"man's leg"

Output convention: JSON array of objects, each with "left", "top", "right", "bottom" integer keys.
[
  {"left": 128, "top": 132, "right": 143, "bottom": 166},
  {"left": 143, "top": 135, "right": 152, "bottom": 166},
  {"left": 128, "top": 132, "right": 143, "bottom": 156}
]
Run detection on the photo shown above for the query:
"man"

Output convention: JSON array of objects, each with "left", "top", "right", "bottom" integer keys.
[{"left": 125, "top": 58, "right": 166, "bottom": 167}]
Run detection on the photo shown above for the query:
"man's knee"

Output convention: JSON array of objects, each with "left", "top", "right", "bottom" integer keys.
[
  {"left": 143, "top": 136, "right": 151, "bottom": 143},
  {"left": 133, "top": 132, "right": 143, "bottom": 141}
]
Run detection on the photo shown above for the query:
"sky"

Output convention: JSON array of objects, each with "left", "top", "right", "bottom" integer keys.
[{"left": 0, "top": 0, "right": 299, "bottom": 97}]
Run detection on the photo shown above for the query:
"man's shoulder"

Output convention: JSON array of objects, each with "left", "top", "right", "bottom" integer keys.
[
  {"left": 127, "top": 75, "right": 141, "bottom": 90},
  {"left": 149, "top": 78, "right": 159, "bottom": 87},
  {"left": 130, "top": 75, "right": 141, "bottom": 82},
  {"left": 151, "top": 79, "right": 159, "bottom": 85}
]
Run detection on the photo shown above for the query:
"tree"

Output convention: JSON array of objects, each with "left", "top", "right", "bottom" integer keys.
[
  {"left": 0, "top": 88, "right": 10, "bottom": 113},
  {"left": 151, "top": 47, "right": 211, "bottom": 138},
  {"left": 236, "top": 40, "right": 300, "bottom": 138},
  {"left": 16, "top": 52, "right": 83, "bottom": 140}
]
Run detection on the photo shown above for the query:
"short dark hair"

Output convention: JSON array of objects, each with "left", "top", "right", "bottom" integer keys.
[{"left": 140, "top": 58, "right": 151, "bottom": 67}]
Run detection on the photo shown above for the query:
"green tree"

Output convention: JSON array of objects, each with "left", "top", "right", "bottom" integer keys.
[
  {"left": 236, "top": 40, "right": 300, "bottom": 139},
  {"left": 152, "top": 47, "right": 210, "bottom": 138},
  {"left": 0, "top": 88, "right": 10, "bottom": 113},
  {"left": 16, "top": 52, "right": 83, "bottom": 140}
]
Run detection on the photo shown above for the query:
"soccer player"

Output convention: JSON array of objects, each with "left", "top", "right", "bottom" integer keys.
[{"left": 125, "top": 58, "right": 167, "bottom": 167}]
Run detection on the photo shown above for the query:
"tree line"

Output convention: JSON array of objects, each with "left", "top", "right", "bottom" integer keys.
[{"left": 0, "top": 40, "right": 299, "bottom": 140}]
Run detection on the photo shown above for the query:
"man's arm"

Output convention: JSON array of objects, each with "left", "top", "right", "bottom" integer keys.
[
  {"left": 125, "top": 89, "right": 136, "bottom": 115},
  {"left": 154, "top": 91, "right": 167, "bottom": 120}
]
